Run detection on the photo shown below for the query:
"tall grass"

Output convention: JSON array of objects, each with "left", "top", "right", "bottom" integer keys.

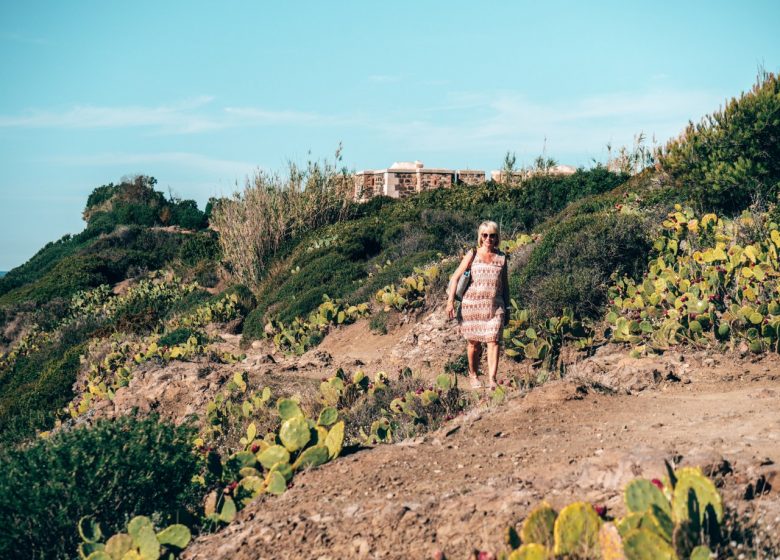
[{"left": 211, "top": 147, "right": 355, "bottom": 289}]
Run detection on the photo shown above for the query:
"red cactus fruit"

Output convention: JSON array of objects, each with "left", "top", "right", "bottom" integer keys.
[{"left": 651, "top": 478, "right": 663, "bottom": 490}]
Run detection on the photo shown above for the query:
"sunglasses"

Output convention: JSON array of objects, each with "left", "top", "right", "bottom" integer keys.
[{"left": 481, "top": 233, "right": 497, "bottom": 239}]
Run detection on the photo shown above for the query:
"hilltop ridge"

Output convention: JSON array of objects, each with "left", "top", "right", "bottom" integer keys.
[{"left": 1, "top": 71, "right": 779, "bottom": 559}]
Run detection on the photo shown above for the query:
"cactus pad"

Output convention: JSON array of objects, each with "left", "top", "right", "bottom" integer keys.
[
  {"left": 292, "top": 445, "right": 330, "bottom": 470},
  {"left": 279, "top": 417, "right": 311, "bottom": 452},
  {"left": 277, "top": 398, "right": 303, "bottom": 420},
  {"left": 219, "top": 496, "right": 237, "bottom": 523},
  {"left": 79, "top": 542, "right": 105, "bottom": 559},
  {"left": 156, "top": 524, "right": 191, "bottom": 549},
  {"left": 104, "top": 533, "right": 133, "bottom": 559},
  {"left": 622, "top": 529, "right": 676, "bottom": 560},
  {"left": 84, "top": 552, "right": 112, "bottom": 560},
  {"left": 127, "top": 516, "right": 153, "bottom": 541},
  {"left": 507, "top": 543, "right": 549, "bottom": 560},
  {"left": 598, "top": 523, "right": 626, "bottom": 560},
  {"left": 78, "top": 516, "right": 103, "bottom": 543},
  {"left": 325, "top": 421, "right": 345, "bottom": 459},
  {"left": 624, "top": 479, "right": 671, "bottom": 516},
  {"left": 636, "top": 506, "right": 674, "bottom": 543},
  {"left": 520, "top": 501, "right": 556, "bottom": 547},
  {"left": 553, "top": 502, "right": 602, "bottom": 557},
  {"left": 133, "top": 522, "right": 160, "bottom": 560},
  {"left": 616, "top": 512, "right": 642, "bottom": 537},
  {"left": 265, "top": 470, "right": 287, "bottom": 495},
  {"left": 690, "top": 545, "right": 712, "bottom": 560},
  {"left": 270, "top": 461, "right": 293, "bottom": 482},
  {"left": 237, "top": 475, "right": 265, "bottom": 505},
  {"left": 257, "top": 445, "right": 291, "bottom": 469},
  {"left": 672, "top": 470, "right": 723, "bottom": 524},
  {"left": 317, "top": 406, "right": 338, "bottom": 426}
]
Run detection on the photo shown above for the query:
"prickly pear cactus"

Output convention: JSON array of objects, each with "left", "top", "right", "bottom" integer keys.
[
  {"left": 552, "top": 502, "right": 602, "bottom": 558},
  {"left": 292, "top": 445, "right": 329, "bottom": 470},
  {"left": 671, "top": 469, "right": 723, "bottom": 525},
  {"left": 689, "top": 545, "right": 712, "bottom": 560},
  {"left": 257, "top": 445, "right": 291, "bottom": 469},
  {"left": 507, "top": 543, "right": 548, "bottom": 560},
  {"left": 78, "top": 516, "right": 103, "bottom": 543},
  {"left": 325, "top": 420, "right": 345, "bottom": 459},
  {"left": 624, "top": 479, "right": 671, "bottom": 516},
  {"left": 279, "top": 416, "right": 311, "bottom": 452},
  {"left": 104, "top": 533, "right": 133, "bottom": 559},
  {"left": 622, "top": 528, "right": 676, "bottom": 560},
  {"left": 520, "top": 501, "right": 556, "bottom": 547},
  {"left": 265, "top": 470, "right": 287, "bottom": 495},
  {"left": 317, "top": 406, "right": 338, "bottom": 426},
  {"left": 598, "top": 523, "right": 626, "bottom": 560}
]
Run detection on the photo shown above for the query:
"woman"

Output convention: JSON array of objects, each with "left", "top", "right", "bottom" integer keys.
[{"left": 446, "top": 221, "right": 510, "bottom": 389}]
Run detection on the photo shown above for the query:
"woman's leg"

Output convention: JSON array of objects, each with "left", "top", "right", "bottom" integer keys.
[
  {"left": 486, "top": 341, "right": 500, "bottom": 386},
  {"left": 467, "top": 340, "right": 482, "bottom": 378}
]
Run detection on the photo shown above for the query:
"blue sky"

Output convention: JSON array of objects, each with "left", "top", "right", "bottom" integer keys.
[{"left": 1, "top": 0, "right": 778, "bottom": 270}]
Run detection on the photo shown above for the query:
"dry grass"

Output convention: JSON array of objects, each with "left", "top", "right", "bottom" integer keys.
[{"left": 211, "top": 147, "right": 354, "bottom": 289}]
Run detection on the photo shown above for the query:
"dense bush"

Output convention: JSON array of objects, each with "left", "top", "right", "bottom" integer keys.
[
  {"left": 659, "top": 71, "right": 780, "bottom": 213},
  {"left": 0, "top": 342, "right": 85, "bottom": 445},
  {"left": 0, "top": 415, "right": 199, "bottom": 559},
  {"left": 0, "top": 228, "right": 214, "bottom": 306},
  {"left": 515, "top": 212, "right": 651, "bottom": 320}
]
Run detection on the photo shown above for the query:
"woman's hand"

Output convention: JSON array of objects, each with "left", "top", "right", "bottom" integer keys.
[{"left": 446, "top": 299, "right": 456, "bottom": 320}]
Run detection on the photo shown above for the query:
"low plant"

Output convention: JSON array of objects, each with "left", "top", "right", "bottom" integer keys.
[
  {"left": 499, "top": 464, "right": 724, "bottom": 559},
  {"left": 605, "top": 206, "right": 780, "bottom": 355},
  {"left": 0, "top": 415, "right": 199, "bottom": 559},
  {"left": 76, "top": 515, "right": 191, "bottom": 560}
]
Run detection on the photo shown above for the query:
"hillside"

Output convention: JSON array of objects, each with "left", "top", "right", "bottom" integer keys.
[{"left": 1, "top": 71, "right": 779, "bottom": 559}]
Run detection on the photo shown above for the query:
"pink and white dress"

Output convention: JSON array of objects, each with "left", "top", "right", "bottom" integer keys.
[{"left": 460, "top": 251, "right": 506, "bottom": 343}]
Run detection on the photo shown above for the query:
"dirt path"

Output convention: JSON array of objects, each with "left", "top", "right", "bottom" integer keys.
[{"left": 184, "top": 355, "right": 780, "bottom": 560}]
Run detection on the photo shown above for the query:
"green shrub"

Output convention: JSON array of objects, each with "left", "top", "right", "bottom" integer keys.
[
  {"left": 0, "top": 414, "right": 199, "bottom": 559},
  {"left": 179, "top": 232, "right": 221, "bottom": 265},
  {"left": 158, "top": 327, "right": 207, "bottom": 347},
  {"left": 369, "top": 310, "right": 389, "bottom": 335},
  {"left": 516, "top": 212, "right": 651, "bottom": 320},
  {"left": 241, "top": 306, "right": 266, "bottom": 346},
  {"left": 659, "top": 71, "right": 780, "bottom": 213},
  {"left": 0, "top": 342, "right": 85, "bottom": 445}
]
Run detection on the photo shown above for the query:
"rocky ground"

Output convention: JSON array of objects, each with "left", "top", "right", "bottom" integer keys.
[{"left": 81, "top": 304, "right": 780, "bottom": 559}]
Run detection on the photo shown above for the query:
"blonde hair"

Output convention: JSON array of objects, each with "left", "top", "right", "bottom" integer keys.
[{"left": 476, "top": 220, "right": 500, "bottom": 248}]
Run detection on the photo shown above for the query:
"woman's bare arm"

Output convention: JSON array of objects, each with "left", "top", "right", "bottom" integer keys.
[{"left": 447, "top": 249, "right": 475, "bottom": 302}]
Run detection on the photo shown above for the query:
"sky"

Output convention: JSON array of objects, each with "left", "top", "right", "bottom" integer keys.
[{"left": 1, "top": 0, "right": 778, "bottom": 270}]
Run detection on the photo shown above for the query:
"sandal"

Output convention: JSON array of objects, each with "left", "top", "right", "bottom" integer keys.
[
  {"left": 468, "top": 375, "right": 483, "bottom": 389},
  {"left": 487, "top": 379, "right": 498, "bottom": 390}
]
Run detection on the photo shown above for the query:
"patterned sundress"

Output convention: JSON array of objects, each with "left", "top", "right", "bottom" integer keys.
[{"left": 460, "top": 251, "right": 506, "bottom": 343}]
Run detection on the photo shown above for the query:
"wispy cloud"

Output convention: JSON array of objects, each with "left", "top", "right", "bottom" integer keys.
[
  {"left": 48, "top": 152, "right": 256, "bottom": 176},
  {"left": 223, "top": 106, "right": 338, "bottom": 126},
  {"left": 0, "top": 86, "right": 723, "bottom": 163},
  {"left": 0, "top": 98, "right": 354, "bottom": 133},
  {"left": 0, "top": 97, "right": 219, "bottom": 133},
  {"left": 368, "top": 87, "right": 723, "bottom": 160}
]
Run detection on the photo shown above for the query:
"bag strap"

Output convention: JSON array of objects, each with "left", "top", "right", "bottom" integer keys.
[{"left": 465, "top": 247, "right": 477, "bottom": 271}]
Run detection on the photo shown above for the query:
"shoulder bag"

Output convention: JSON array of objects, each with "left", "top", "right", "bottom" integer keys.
[{"left": 454, "top": 249, "right": 477, "bottom": 301}]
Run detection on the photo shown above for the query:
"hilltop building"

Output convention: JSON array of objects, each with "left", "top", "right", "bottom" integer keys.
[
  {"left": 354, "top": 162, "right": 485, "bottom": 201},
  {"left": 354, "top": 161, "right": 578, "bottom": 201}
]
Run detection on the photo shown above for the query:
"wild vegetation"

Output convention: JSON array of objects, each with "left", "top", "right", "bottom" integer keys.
[{"left": 0, "top": 72, "right": 778, "bottom": 557}]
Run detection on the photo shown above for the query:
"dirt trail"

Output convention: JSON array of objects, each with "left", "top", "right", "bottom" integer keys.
[{"left": 184, "top": 354, "right": 780, "bottom": 560}]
